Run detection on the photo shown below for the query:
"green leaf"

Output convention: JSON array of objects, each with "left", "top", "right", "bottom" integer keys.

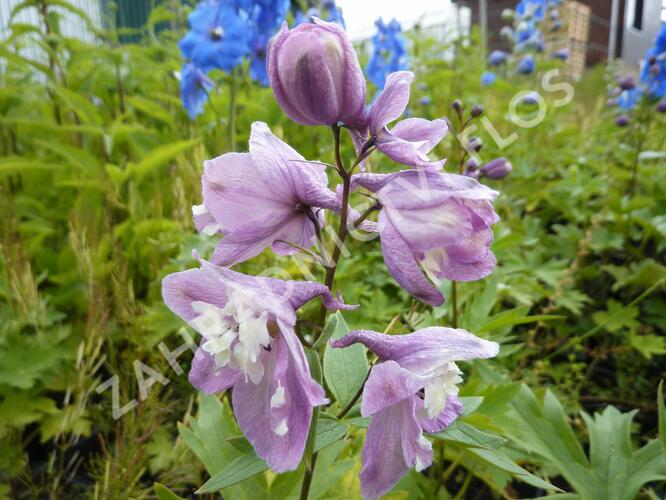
[
  {"left": 433, "top": 421, "right": 507, "bottom": 450},
  {"left": 592, "top": 299, "right": 639, "bottom": 333},
  {"left": 628, "top": 332, "right": 666, "bottom": 359},
  {"left": 0, "top": 156, "right": 59, "bottom": 175},
  {"left": 128, "top": 139, "right": 200, "bottom": 182},
  {"left": 153, "top": 483, "right": 186, "bottom": 500},
  {"left": 478, "top": 308, "right": 564, "bottom": 333},
  {"left": 581, "top": 406, "right": 666, "bottom": 499},
  {"left": 127, "top": 95, "right": 173, "bottom": 125},
  {"left": 467, "top": 447, "right": 560, "bottom": 491},
  {"left": 460, "top": 396, "right": 484, "bottom": 416},
  {"left": 178, "top": 395, "right": 266, "bottom": 499},
  {"left": 197, "top": 417, "right": 348, "bottom": 494},
  {"left": 197, "top": 452, "right": 267, "bottom": 494},
  {"left": 322, "top": 312, "right": 369, "bottom": 408},
  {"left": 657, "top": 380, "right": 666, "bottom": 460}
]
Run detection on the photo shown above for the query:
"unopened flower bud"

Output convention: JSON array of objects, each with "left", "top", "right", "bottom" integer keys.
[
  {"left": 657, "top": 101, "right": 666, "bottom": 113},
  {"left": 465, "top": 157, "right": 480, "bottom": 170},
  {"left": 480, "top": 157, "right": 512, "bottom": 179},
  {"left": 268, "top": 18, "right": 366, "bottom": 126},
  {"left": 619, "top": 76, "right": 635, "bottom": 90},
  {"left": 471, "top": 104, "right": 484, "bottom": 117},
  {"left": 464, "top": 167, "right": 480, "bottom": 178},
  {"left": 420, "top": 95, "right": 432, "bottom": 106},
  {"left": 452, "top": 99, "right": 463, "bottom": 114},
  {"left": 615, "top": 114, "right": 630, "bottom": 127},
  {"left": 467, "top": 137, "right": 483, "bottom": 152}
]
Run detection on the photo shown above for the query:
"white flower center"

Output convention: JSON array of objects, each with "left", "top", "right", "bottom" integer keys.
[
  {"left": 423, "top": 362, "right": 462, "bottom": 419},
  {"left": 421, "top": 248, "right": 448, "bottom": 285},
  {"left": 190, "top": 290, "right": 271, "bottom": 384}
]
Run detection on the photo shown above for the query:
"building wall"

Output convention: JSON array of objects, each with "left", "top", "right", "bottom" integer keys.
[
  {"left": 455, "top": 0, "right": 627, "bottom": 67},
  {"left": 621, "top": 0, "right": 663, "bottom": 69},
  {"left": 0, "top": 0, "right": 102, "bottom": 66}
]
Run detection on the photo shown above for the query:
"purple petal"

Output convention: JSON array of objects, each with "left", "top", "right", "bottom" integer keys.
[
  {"left": 250, "top": 122, "right": 339, "bottom": 210},
  {"left": 210, "top": 211, "right": 297, "bottom": 266},
  {"left": 375, "top": 133, "right": 446, "bottom": 170},
  {"left": 429, "top": 228, "right": 497, "bottom": 281},
  {"left": 368, "top": 71, "right": 414, "bottom": 134},
  {"left": 361, "top": 361, "right": 427, "bottom": 417},
  {"left": 189, "top": 347, "right": 241, "bottom": 394},
  {"left": 232, "top": 325, "right": 326, "bottom": 472},
  {"left": 360, "top": 397, "right": 432, "bottom": 499},
  {"left": 419, "top": 395, "right": 463, "bottom": 433},
  {"left": 378, "top": 212, "right": 445, "bottom": 306},
  {"left": 375, "top": 117, "right": 448, "bottom": 170},
  {"left": 162, "top": 267, "right": 230, "bottom": 321},
  {"left": 202, "top": 152, "right": 292, "bottom": 235},
  {"left": 330, "top": 327, "right": 499, "bottom": 375},
  {"left": 382, "top": 197, "right": 473, "bottom": 252},
  {"left": 389, "top": 117, "right": 448, "bottom": 154},
  {"left": 197, "top": 259, "right": 354, "bottom": 318}
]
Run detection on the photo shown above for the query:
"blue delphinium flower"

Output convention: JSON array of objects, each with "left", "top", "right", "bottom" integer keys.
[
  {"left": 179, "top": 0, "right": 250, "bottom": 73},
  {"left": 245, "top": 0, "right": 290, "bottom": 86},
  {"left": 516, "top": 54, "right": 536, "bottom": 74},
  {"left": 617, "top": 87, "right": 643, "bottom": 110},
  {"left": 516, "top": 0, "right": 546, "bottom": 21},
  {"left": 181, "top": 63, "right": 214, "bottom": 120},
  {"left": 366, "top": 17, "right": 409, "bottom": 89},
  {"left": 323, "top": 0, "right": 345, "bottom": 27},
  {"left": 639, "top": 24, "right": 666, "bottom": 99},
  {"left": 488, "top": 50, "right": 508, "bottom": 66},
  {"left": 294, "top": 1, "right": 345, "bottom": 27},
  {"left": 481, "top": 71, "right": 497, "bottom": 86}
]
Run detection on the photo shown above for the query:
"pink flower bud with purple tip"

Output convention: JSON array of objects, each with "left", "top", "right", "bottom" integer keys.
[
  {"left": 267, "top": 18, "right": 366, "bottom": 126},
  {"left": 480, "top": 157, "right": 512, "bottom": 179}
]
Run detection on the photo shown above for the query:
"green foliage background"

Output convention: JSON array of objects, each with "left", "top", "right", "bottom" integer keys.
[{"left": 0, "top": 1, "right": 665, "bottom": 498}]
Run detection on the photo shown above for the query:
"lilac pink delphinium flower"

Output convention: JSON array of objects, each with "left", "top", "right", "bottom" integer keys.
[
  {"left": 162, "top": 259, "right": 353, "bottom": 471},
  {"left": 331, "top": 328, "right": 499, "bottom": 499}
]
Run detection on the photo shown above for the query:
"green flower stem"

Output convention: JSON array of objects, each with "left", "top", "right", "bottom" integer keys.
[
  {"left": 229, "top": 68, "right": 237, "bottom": 151},
  {"left": 300, "top": 124, "right": 351, "bottom": 500}
]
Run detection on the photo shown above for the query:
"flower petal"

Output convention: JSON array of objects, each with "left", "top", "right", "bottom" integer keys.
[
  {"left": 368, "top": 71, "right": 414, "bottom": 134},
  {"left": 232, "top": 326, "right": 326, "bottom": 472},
  {"left": 360, "top": 361, "right": 427, "bottom": 417},
  {"left": 360, "top": 397, "right": 431, "bottom": 500},
  {"left": 189, "top": 347, "right": 241, "bottom": 394},
  {"left": 330, "top": 327, "right": 499, "bottom": 375},
  {"left": 249, "top": 122, "right": 339, "bottom": 210},
  {"left": 210, "top": 211, "right": 296, "bottom": 267},
  {"left": 389, "top": 118, "right": 448, "bottom": 154},
  {"left": 202, "top": 152, "right": 291, "bottom": 235},
  {"left": 378, "top": 211, "right": 444, "bottom": 306},
  {"left": 162, "top": 267, "right": 230, "bottom": 321},
  {"left": 419, "top": 395, "right": 463, "bottom": 433}
]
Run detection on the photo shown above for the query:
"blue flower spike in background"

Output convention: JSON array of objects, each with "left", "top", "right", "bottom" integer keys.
[{"left": 366, "top": 17, "right": 409, "bottom": 89}]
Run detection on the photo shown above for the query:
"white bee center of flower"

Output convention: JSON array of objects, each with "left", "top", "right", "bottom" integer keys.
[
  {"left": 423, "top": 362, "right": 463, "bottom": 419},
  {"left": 420, "top": 248, "right": 448, "bottom": 285},
  {"left": 190, "top": 289, "right": 271, "bottom": 384}
]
